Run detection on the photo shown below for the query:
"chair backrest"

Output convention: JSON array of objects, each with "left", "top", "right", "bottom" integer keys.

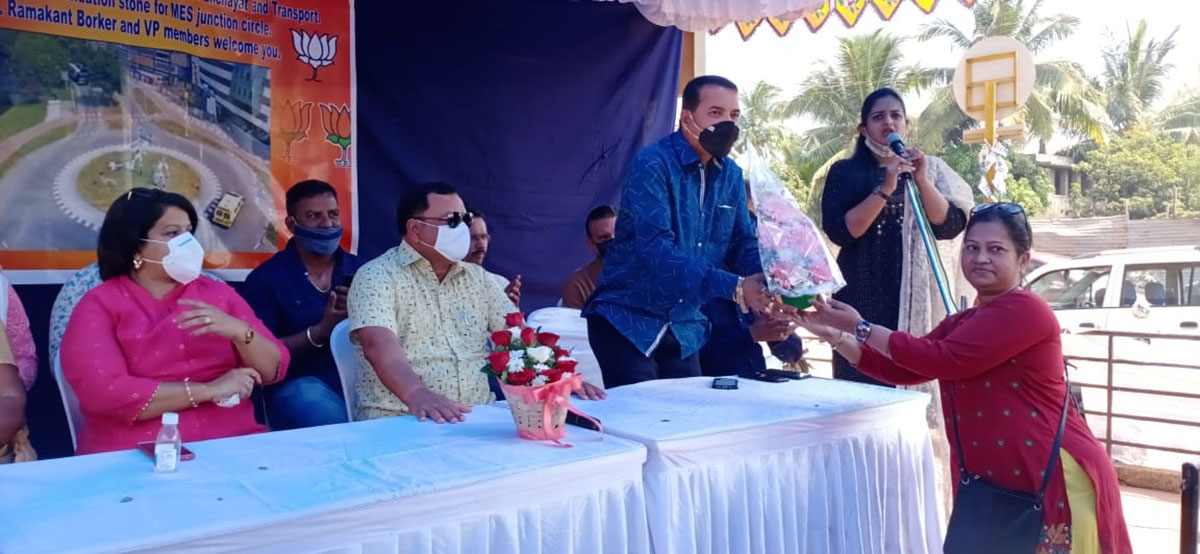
[
  {"left": 329, "top": 320, "right": 356, "bottom": 421},
  {"left": 1120, "top": 280, "right": 1137, "bottom": 307},
  {"left": 1145, "top": 282, "right": 1167, "bottom": 306},
  {"left": 526, "top": 307, "right": 604, "bottom": 389},
  {"left": 52, "top": 351, "right": 85, "bottom": 451}
]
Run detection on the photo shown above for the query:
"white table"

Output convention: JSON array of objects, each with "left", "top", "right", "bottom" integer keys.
[
  {"left": 580, "top": 376, "right": 942, "bottom": 554},
  {"left": 0, "top": 404, "right": 649, "bottom": 554}
]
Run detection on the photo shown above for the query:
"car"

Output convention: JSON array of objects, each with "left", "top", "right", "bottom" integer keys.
[
  {"left": 1024, "top": 245, "right": 1200, "bottom": 337},
  {"left": 208, "top": 192, "right": 244, "bottom": 230}
]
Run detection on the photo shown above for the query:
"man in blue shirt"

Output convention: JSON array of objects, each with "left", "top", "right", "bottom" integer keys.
[
  {"left": 582, "top": 75, "right": 778, "bottom": 388},
  {"left": 242, "top": 180, "right": 364, "bottom": 429}
]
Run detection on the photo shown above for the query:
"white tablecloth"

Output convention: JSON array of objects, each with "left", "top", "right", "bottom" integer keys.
[
  {"left": 579, "top": 376, "right": 942, "bottom": 554},
  {"left": 0, "top": 405, "right": 649, "bottom": 554}
]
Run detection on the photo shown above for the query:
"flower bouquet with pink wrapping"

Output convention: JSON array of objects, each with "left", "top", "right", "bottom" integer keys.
[
  {"left": 481, "top": 313, "right": 599, "bottom": 445},
  {"left": 746, "top": 147, "right": 845, "bottom": 309}
]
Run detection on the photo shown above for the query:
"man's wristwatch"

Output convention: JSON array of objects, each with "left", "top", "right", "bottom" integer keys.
[{"left": 854, "top": 320, "right": 873, "bottom": 343}]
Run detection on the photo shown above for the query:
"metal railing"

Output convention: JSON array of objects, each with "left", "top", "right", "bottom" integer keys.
[{"left": 1066, "top": 330, "right": 1200, "bottom": 460}]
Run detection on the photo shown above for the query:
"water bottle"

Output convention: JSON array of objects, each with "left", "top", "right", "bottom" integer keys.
[{"left": 154, "top": 412, "right": 182, "bottom": 473}]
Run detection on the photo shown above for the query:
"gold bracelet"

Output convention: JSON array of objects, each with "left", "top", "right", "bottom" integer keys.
[
  {"left": 734, "top": 277, "right": 748, "bottom": 313},
  {"left": 183, "top": 378, "right": 199, "bottom": 408}
]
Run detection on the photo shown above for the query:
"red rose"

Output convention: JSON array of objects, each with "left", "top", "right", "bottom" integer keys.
[
  {"left": 536, "top": 332, "right": 560, "bottom": 348},
  {"left": 507, "top": 369, "right": 536, "bottom": 386},
  {"left": 505, "top": 313, "right": 525, "bottom": 328},
  {"left": 555, "top": 359, "right": 578, "bottom": 373},
  {"left": 490, "top": 330, "right": 513, "bottom": 347},
  {"left": 485, "top": 351, "right": 510, "bottom": 375},
  {"left": 520, "top": 327, "right": 536, "bottom": 346},
  {"left": 539, "top": 368, "right": 566, "bottom": 383},
  {"left": 553, "top": 347, "right": 570, "bottom": 359}
]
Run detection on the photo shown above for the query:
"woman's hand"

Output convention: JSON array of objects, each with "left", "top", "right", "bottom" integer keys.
[
  {"left": 879, "top": 156, "right": 915, "bottom": 194},
  {"left": 810, "top": 296, "right": 863, "bottom": 333},
  {"left": 178, "top": 299, "right": 250, "bottom": 342},
  {"left": 197, "top": 368, "right": 260, "bottom": 403}
]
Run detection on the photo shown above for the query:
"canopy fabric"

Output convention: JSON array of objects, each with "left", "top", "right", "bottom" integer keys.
[{"left": 605, "top": 0, "right": 976, "bottom": 39}]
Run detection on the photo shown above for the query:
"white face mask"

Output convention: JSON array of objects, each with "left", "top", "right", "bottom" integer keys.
[
  {"left": 417, "top": 220, "right": 470, "bottom": 263},
  {"left": 142, "top": 232, "right": 205, "bottom": 284}
]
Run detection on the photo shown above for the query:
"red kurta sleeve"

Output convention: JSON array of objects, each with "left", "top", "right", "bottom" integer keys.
[
  {"left": 61, "top": 291, "right": 160, "bottom": 422},
  {"left": 887, "top": 290, "right": 1059, "bottom": 381}
]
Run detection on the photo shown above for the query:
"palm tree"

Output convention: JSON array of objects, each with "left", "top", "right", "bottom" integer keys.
[
  {"left": 1102, "top": 20, "right": 1177, "bottom": 133},
  {"left": 916, "top": 0, "right": 1108, "bottom": 149},
  {"left": 785, "top": 30, "right": 941, "bottom": 176},
  {"left": 737, "top": 81, "right": 790, "bottom": 159},
  {"left": 1153, "top": 89, "right": 1200, "bottom": 144}
]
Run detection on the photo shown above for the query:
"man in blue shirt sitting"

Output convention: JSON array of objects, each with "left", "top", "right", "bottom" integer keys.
[
  {"left": 582, "top": 75, "right": 779, "bottom": 388},
  {"left": 243, "top": 180, "right": 364, "bottom": 429}
]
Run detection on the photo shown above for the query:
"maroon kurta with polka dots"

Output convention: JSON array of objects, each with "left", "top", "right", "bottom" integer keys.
[
  {"left": 858, "top": 290, "right": 1131, "bottom": 553},
  {"left": 62, "top": 276, "right": 289, "bottom": 455}
]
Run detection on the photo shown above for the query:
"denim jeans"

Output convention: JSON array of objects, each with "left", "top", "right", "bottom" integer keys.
[{"left": 265, "top": 376, "right": 349, "bottom": 430}]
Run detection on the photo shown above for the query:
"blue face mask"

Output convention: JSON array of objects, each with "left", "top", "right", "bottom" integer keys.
[{"left": 292, "top": 223, "right": 343, "bottom": 256}]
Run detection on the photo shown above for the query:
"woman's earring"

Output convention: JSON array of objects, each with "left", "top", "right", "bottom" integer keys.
[{"left": 133, "top": 256, "right": 143, "bottom": 270}]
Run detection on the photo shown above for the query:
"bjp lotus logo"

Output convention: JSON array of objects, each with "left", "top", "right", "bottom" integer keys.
[
  {"left": 291, "top": 29, "right": 337, "bottom": 82},
  {"left": 277, "top": 100, "right": 313, "bottom": 163},
  {"left": 319, "top": 103, "right": 351, "bottom": 168}
]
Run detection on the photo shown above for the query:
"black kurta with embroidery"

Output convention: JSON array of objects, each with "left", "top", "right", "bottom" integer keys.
[{"left": 821, "top": 157, "right": 967, "bottom": 386}]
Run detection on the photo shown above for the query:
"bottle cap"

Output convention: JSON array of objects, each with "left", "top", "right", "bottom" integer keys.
[{"left": 162, "top": 412, "right": 179, "bottom": 425}]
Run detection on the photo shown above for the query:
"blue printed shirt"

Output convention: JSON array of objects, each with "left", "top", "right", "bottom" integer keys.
[{"left": 583, "top": 131, "right": 762, "bottom": 358}]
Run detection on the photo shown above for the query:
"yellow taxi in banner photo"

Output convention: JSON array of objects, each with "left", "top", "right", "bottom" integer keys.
[{"left": 207, "top": 192, "right": 245, "bottom": 229}]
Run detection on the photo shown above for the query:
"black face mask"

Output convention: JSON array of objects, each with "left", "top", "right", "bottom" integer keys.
[
  {"left": 698, "top": 120, "right": 740, "bottom": 159},
  {"left": 595, "top": 239, "right": 613, "bottom": 258}
]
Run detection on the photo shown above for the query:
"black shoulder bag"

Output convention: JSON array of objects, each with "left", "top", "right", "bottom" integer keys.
[{"left": 942, "top": 374, "right": 1070, "bottom": 554}]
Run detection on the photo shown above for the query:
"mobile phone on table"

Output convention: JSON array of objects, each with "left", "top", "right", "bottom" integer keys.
[
  {"left": 762, "top": 369, "right": 811, "bottom": 381},
  {"left": 565, "top": 411, "right": 602, "bottom": 431},
  {"left": 137, "top": 441, "right": 195, "bottom": 461},
  {"left": 712, "top": 377, "right": 739, "bottom": 390},
  {"left": 739, "top": 370, "right": 789, "bottom": 383}
]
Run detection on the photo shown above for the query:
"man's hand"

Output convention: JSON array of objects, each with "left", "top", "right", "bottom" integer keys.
[
  {"left": 404, "top": 386, "right": 472, "bottom": 423},
  {"left": 574, "top": 381, "right": 607, "bottom": 401},
  {"left": 749, "top": 316, "right": 796, "bottom": 343},
  {"left": 505, "top": 275, "right": 521, "bottom": 307},
  {"left": 313, "top": 286, "right": 350, "bottom": 342},
  {"left": 741, "top": 273, "right": 797, "bottom": 319}
]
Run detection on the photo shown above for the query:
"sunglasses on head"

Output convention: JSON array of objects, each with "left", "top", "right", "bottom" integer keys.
[
  {"left": 971, "top": 202, "right": 1025, "bottom": 217},
  {"left": 414, "top": 211, "right": 474, "bottom": 229}
]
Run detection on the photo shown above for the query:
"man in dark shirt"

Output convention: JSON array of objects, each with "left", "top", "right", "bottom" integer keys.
[
  {"left": 582, "top": 75, "right": 780, "bottom": 388},
  {"left": 560, "top": 205, "right": 616, "bottom": 309},
  {"left": 242, "top": 180, "right": 363, "bottom": 429}
]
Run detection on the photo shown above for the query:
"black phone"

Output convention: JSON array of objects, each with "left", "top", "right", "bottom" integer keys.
[
  {"left": 565, "top": 411, "right": 601, "bottom": 432},
  {"left": 739, "top": 370, "right": 789, "bottom": 383},
  {"left": 339, "top": 273, "right": 355, "bottom": 289},
  {"left": 762, "top": 369, "right": 811, "bottom": 381},
  {"left": 712, "top": 377, "right": 739, "bottom": 390}
]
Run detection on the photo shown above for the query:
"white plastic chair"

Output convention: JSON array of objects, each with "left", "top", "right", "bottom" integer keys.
[
  {"left": 526, "top": 307, "right": 604, "bottom": 389},
  {"left": 52, "top": 351, "right": 85, "bottom": 450},
  {"left": 329, "top": 320, "right": 357, "bottom": 422}
]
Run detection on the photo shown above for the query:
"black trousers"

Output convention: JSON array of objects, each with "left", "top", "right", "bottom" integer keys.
[{"left": 587, "top": 315, "right": 700, "bottom": 388}]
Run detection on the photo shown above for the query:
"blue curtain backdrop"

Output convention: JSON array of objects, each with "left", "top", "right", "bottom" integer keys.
[{"left": 354, "top": 0, "right": 682, "bottom": 309}]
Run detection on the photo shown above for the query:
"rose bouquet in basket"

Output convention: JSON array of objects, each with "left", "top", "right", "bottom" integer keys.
[
  {"left": 481, "top": 313, "right": 596, "bottom": 443},
  {"left": 745, "top": 146, "right": 845, "bottom": 309}
]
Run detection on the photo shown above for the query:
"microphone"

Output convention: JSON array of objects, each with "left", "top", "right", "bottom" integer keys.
[{"left": 886, "top": 132, "right": 913, "bottom": 182}]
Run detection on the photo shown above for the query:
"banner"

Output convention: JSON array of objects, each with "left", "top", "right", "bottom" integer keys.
[{"left": 0, "top": 0, "right": 353, "bottom": 278}]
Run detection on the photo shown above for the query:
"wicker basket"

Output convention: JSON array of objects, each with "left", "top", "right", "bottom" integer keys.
[{"left": 499, "top": 378, "right": 577, "bottom": 441}]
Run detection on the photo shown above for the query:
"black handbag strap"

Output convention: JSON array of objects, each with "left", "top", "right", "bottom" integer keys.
[{"left": 947, "top": 365, "right": 1071, "bottom": 504}]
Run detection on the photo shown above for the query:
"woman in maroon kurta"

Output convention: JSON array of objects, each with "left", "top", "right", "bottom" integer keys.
[{"left": 798, "top": 204, "right": 1130, "bottom": 553}]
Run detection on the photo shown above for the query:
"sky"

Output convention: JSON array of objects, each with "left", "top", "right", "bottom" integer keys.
[{"left": 704, "top": 0, "right": 1200, "bottom": 146}]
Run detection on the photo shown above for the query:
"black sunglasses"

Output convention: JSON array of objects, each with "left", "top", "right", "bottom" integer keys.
[
  {"left": 414, "top": 211, "right": 474, "bottom": 229},
  {"left": 971, "top": 202, "right": 1025, "bottom": 217}
]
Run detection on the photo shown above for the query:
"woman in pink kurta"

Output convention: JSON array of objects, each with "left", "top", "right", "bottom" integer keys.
[
  {"left": 798, "top": 204, "right": 1130, "bottom": 553},
  {"left": 61, "top": 188, "right": 288, "bottom": 455}
]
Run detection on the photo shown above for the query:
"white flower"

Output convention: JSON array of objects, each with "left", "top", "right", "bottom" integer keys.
[
  {"left": 531, "top": 375, "right": 549, "bottom": 386},
  {"left": 527, "top": 346, "right": 554, "bottom": 364},
  {"left": 505, "top": 355, "right": 526, "bottom": 374}
]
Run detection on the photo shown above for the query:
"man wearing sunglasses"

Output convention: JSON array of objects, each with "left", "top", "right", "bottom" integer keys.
[{"left": 349, "top": 182, "right": 603, "bottom": 424}]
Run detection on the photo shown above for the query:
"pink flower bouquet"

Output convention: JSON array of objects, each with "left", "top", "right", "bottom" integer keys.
[{"left": 745, "top": 149, "right": 845, "bottom": 309}]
